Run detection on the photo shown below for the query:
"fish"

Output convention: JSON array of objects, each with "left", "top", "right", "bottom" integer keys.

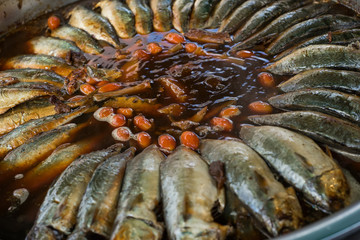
[
  {"left": 205, "top": 0, "right": 244, "bottom": 29},
  {"left": 266, "top": 44, "right": 360, "bottom": 75},
  {"left": 68, "top": 5, "right": 121, "bottom": 48},
  {"left": 26, "top": 224, "right": 57, "bottom": 240},
  {"left": 218, "top": 0, "right": 276, "bottom": 34},
  {"left": 150, "top": 0, "right": 172, "bottom": 32},
  {"left": 200, "top": 139, "right": 302, "bottom": 236},
  {"left": 184, "top": 29, "right": 231, "bottom": 44},
  {"left": 266, "top": 14, "right": 360, "bottom": 55},
  {"left": 233, "top": 0, "right": 310, "bottom": 42},
  {"left": 111, "top": 145, "right": 165, "bottom": 240},
  {"left": 95, "top": 0, "right": 136, "bottom": 39},
  {"left": 1, "top": 55, "right": 76, "bottom": 77},
  {"left": 51, "top": 25, "right": 104, "bottom": 55},
  {"left": 240, "top": 125, "right": 350, "bottom": 212},
  {"left": 189, "top": 0, "right": 218, "bottom": 29},
  {"left": 0, "top": 106, "right": 88, "bottom": 158},
  {"left": 126, "top": 0, "right": 153, "bottom": 35},
  {"left": 161, "top": 146, "right": 230, "bottom": 239},
  {"left": 268, "top": 89, "right": 360, "bottom": 124},
  {"left": 33, "top": 144, "right": 124, "bottom": 235},
  {"left": 278, "top": 68, "right": 360, "bottom": 94},
  {"left": 172, "top": 0, "right": 195, "bottom": 33},
  {"left": 69, "top": 148, "right": 135, "bottom": 239},
  {"left": 248, "top": 111, "right": 360, "bottom": 153}
]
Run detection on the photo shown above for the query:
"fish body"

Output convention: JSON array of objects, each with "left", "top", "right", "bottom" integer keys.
[
  {"left": 111, "top": 145, "right": 165, "bottom": 240},
  {"left": 240, "top": 125, "right": 350, "bottom": 211},
  {"left": 150, "top": 0, "right": 172, "bottom": 32},
  {"left": 206, "top": 0, "right": 244, "bottom": 29},
  {"left": 172, "top": 0, "right": 195, "bottom": 33},
  {"left": 26, "top": 224, "right": 56, "bottom": 240},
  {"left": 126, "top": 0, "right": 153, "bottom": 35},
  {"left": 190, "top": 0, "right": 218, "bottom": 29}
]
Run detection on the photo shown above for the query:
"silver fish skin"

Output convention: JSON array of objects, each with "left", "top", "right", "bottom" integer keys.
[
  {"left": 240, "top": 125, "right": 350, "bottom": 212},
  {"left": 172, "top": 0, "right": 195, "bottom": 33},
  {"left": 34, "top": 144, "right": 124, "bottom": 235},
  {"left": 200, "top": 139, "right": 302, "bottom": 236},
  {"left": 161, "top": 146, "right": 230, "bottom": 240},
  {"left": 218, "top": 0, "right": 276, "bottom": 34},
  {"left": 150, "top": 0, "right": 172, "bottom": 32},
  {"left": 96, "top": 0, "right": 136, "bottom": 39},
  {"left": 50, "top": 25, "right": 104, "bottom": 54},
  {"left": 26, "top": 224, "right": 57, "bottom": 240},
  {"left": 266, "top": 44, "right": 360, "bottom": 75},
  {"left": 111, "top": 145, "right": 165, "bottom": 240},
  {"left": 266, "top": 14, "right": 360, "bottom": 55},
  {"left": 278, "top": 68, "right": 360, "bottom": 94},
  {"left": 268, "top": 89, "right": 360, "bottom": 124},
  {"left": 126, "top": 0, "right": 153, "bottom": 35},
  {"left": 205, "top": 0, "right": 244, "bottom": 29},
  {"left": 248, "top": 111, "right": 360, "bottom": 153},
  {"left": 68, "top": 5, "right": 121, "bottom": 48},
  {"left": 69, "top": 148, "right": 135, "bottom": 239},
  {"left": 190, "top": 0, "right": 219, "bottom": 29}
]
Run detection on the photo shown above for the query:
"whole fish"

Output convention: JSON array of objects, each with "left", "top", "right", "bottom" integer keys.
[
  {"left": 189, "top": 0, "right": 218, "bottom": 29},
  {"left": 161, "top": 146, "right": 230, "bottom": 239},
  {"left": 126, "top": 0, "right": 153, "bottom": 35},
  {"left": 2, "top": 82, "right": 61, "bottom": 93},
  {"left": 33, "top": 144, "right": 123, "bottom": 235},
  {"left": 51, "top": 25, "right": 104, "bottom": 54},
  {"left": 69, "top": 148, "right": 135, "bottom": 239},
  {"left": 218, "top": 0, "right": 276, "bottom": 34},
  {"left": 233, "top": 0, "right": 309, "bottom": 42},
  {"left": 266, "top": 14, "right": 360, "bottom": 55},
  {"left": 268, "top": 89, "right": 360, "bottom": 123},
  {"left": 205, "top": 0, "right": 244, "bottom": 29},
  {"left": 68, "top": 5, "right": 121, "bottom": 48},
  {"left": 95, "top": 0, "right": 136, "bottom": 39},
  {"left": 150, "top": 0, "right": 172, "bottom": 32},
  {"left": 240, "top": 125, "right": 350, "bottom": 212},
  {"left": 278, "top": 68, "right": 360, "bottom": 94},
  {"left": 111, "top": 145, "right": 165, "bottom": 240},
  {"left": 248, "top": 111, "right": 360, "bottom": 153},
  {"left": 1, "top": 55, "right": 76, "bottom": 77},
  {"left": 200, "top": 139, "right": 302, "bottom": 236},
  {"left": 172, "top": 0, "right": 195, "bottom": 33},
  {"left": 266, "top": 44, "right": 360, "bottom": 75},
  {"left": 0, "top": 106, "right": 88, "bottom": 158}
]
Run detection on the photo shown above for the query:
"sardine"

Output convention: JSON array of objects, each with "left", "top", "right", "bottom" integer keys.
[
  {"left": 51, "top": 25, "right": 104, "bottom": 55},
  {"left": 26, "top": 224, "right": 56, "bottom": 240},
  {"left": 68, "top": 5, "right": 121, "bottom": 47},
  {"left": 33, "top": 144, "right": 123, "bottom": 234},
  {"left": 172, "top": 0, "right": 195, "bottom": 33},
  {"left": 95, "top": 0, "right": 136, "bottom": 39},
  {"left": 266, "top": 14, "right": 360, "bottom": 55},
  {"left": 268, "top": 89, "right": 360, "bottom": 124},
  {"left": 161, "top": 146, "right": 230, "bottom": 239},
  {"left": 240, "top": 125, "right": 350, "bottom": 212},
  {"left": 1, "top": 55, "right": 76, "bottom": 77},
  {"left": 69, "top": 148, "right": 135, "bottom": 239},
  {"left": 126, "top": 0, "right": 153, "bottom": 35},
  {"left": 248, "top": 111, "right": 360, "bottom": 153},
  {"left": 278, "top": 68, "right": 360, "bottom": 94},
  {"left": 200, "top": 139, "right": 302, "bottom": 236},
  {"left": 184, "top": 29, "right": 231, "bottom": 44},
  {"left": 150, "top": 0, "right": 172, "bottom": 32},
  {"left": 266, "top": 44, "right": 360, "bottom": 75},
  {"left": 205, "top": 0, "right": 244, "bottom": 29},
  {"left": 190, "top": 0, "right": 218, "bottom": 29},
  {"left": 111, "top": 145, "right": 165, "bottom": 240}
]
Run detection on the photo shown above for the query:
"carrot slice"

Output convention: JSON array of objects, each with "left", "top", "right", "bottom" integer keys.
[{"left": 180, "top": 131, "right": 199, "bottom": 150}]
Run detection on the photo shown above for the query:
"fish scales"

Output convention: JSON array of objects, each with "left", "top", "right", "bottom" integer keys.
[
  {"left": 172, "top": 0, "right": 195, "bottom": 33},
  {"left": 206, "top": 0, "right": 245, "bottom": 29}
]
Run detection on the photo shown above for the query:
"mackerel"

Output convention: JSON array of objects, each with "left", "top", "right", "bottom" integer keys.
[
  {"left": 172, "top": 0, "right": 195, "bottom": 33},
  {"left": 150, "top": 0, "right": 172, "bottom": 32}
]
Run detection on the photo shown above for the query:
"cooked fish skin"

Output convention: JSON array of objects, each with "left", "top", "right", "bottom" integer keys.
[
  {"left": 189, "top": 0, "right": 218, "bottom": 29},
  {"left": 161, "top": 146, "right": 230, "bottom": 240},
  {"left": 218, "top": 0, "right": 276, "bottom": 34},
  {"left": 184, "top": 29, "right": 231, "bottom": 44},
  {"left": 126, "top": 0, "right": 153, "bottom": 35},
  {"left": 51, "top": 25, "right": 104, "bottom": 54},
  {"left": 150, "top": 0, "right": 172, "bottom": 32},
  {"left": 34, "top": 144, "right": 124, "bottom": 235},
  {"left": 96, "top": 0, "right": 136, "bottom": 39},
  {"left": 278, "top": 68, "right": 360, "bottom": 94},
  {"left": 26, "top": 224, "right": 57, "bottom": 240},
  {"left": 266, "top": 14, "right": 360, "bottom": 55},
  {"left": 266, "top": 44, "right": 360, "bottom": 75},
  {"left": 172, "top": 0, "right": 195, "bottom": 33},
  {"left": 111, "top": 145, "right": 165, "bottom": 240},
  {"left": 69, "top": 148, "right": 135, "bottom": 239},
  {"left": 205, "top": 0, "right": 244, "bottom": 29},
  {"left": 0, "top": 106, "right": 88, "bottom": 158},
  {"left": 68, "top": 5, "right": 121, "bottom": 48},
  {"left": 240, "top": 125, "right": 350, "bottom": 212},
  {"left": 200, "top": 139, "right": 302, "bottom": 236},
  {"left": 268, "top": 89, "right": 360, "bottom": 124},
  {"left": 233, "top": 0, "right": 310, "bottom": 42},
  {"left": 1, "top": 55, "right": 76, "bottom": 77},
  {"left": 248, "top": 111, "right": 360, "bottom": 153}
]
